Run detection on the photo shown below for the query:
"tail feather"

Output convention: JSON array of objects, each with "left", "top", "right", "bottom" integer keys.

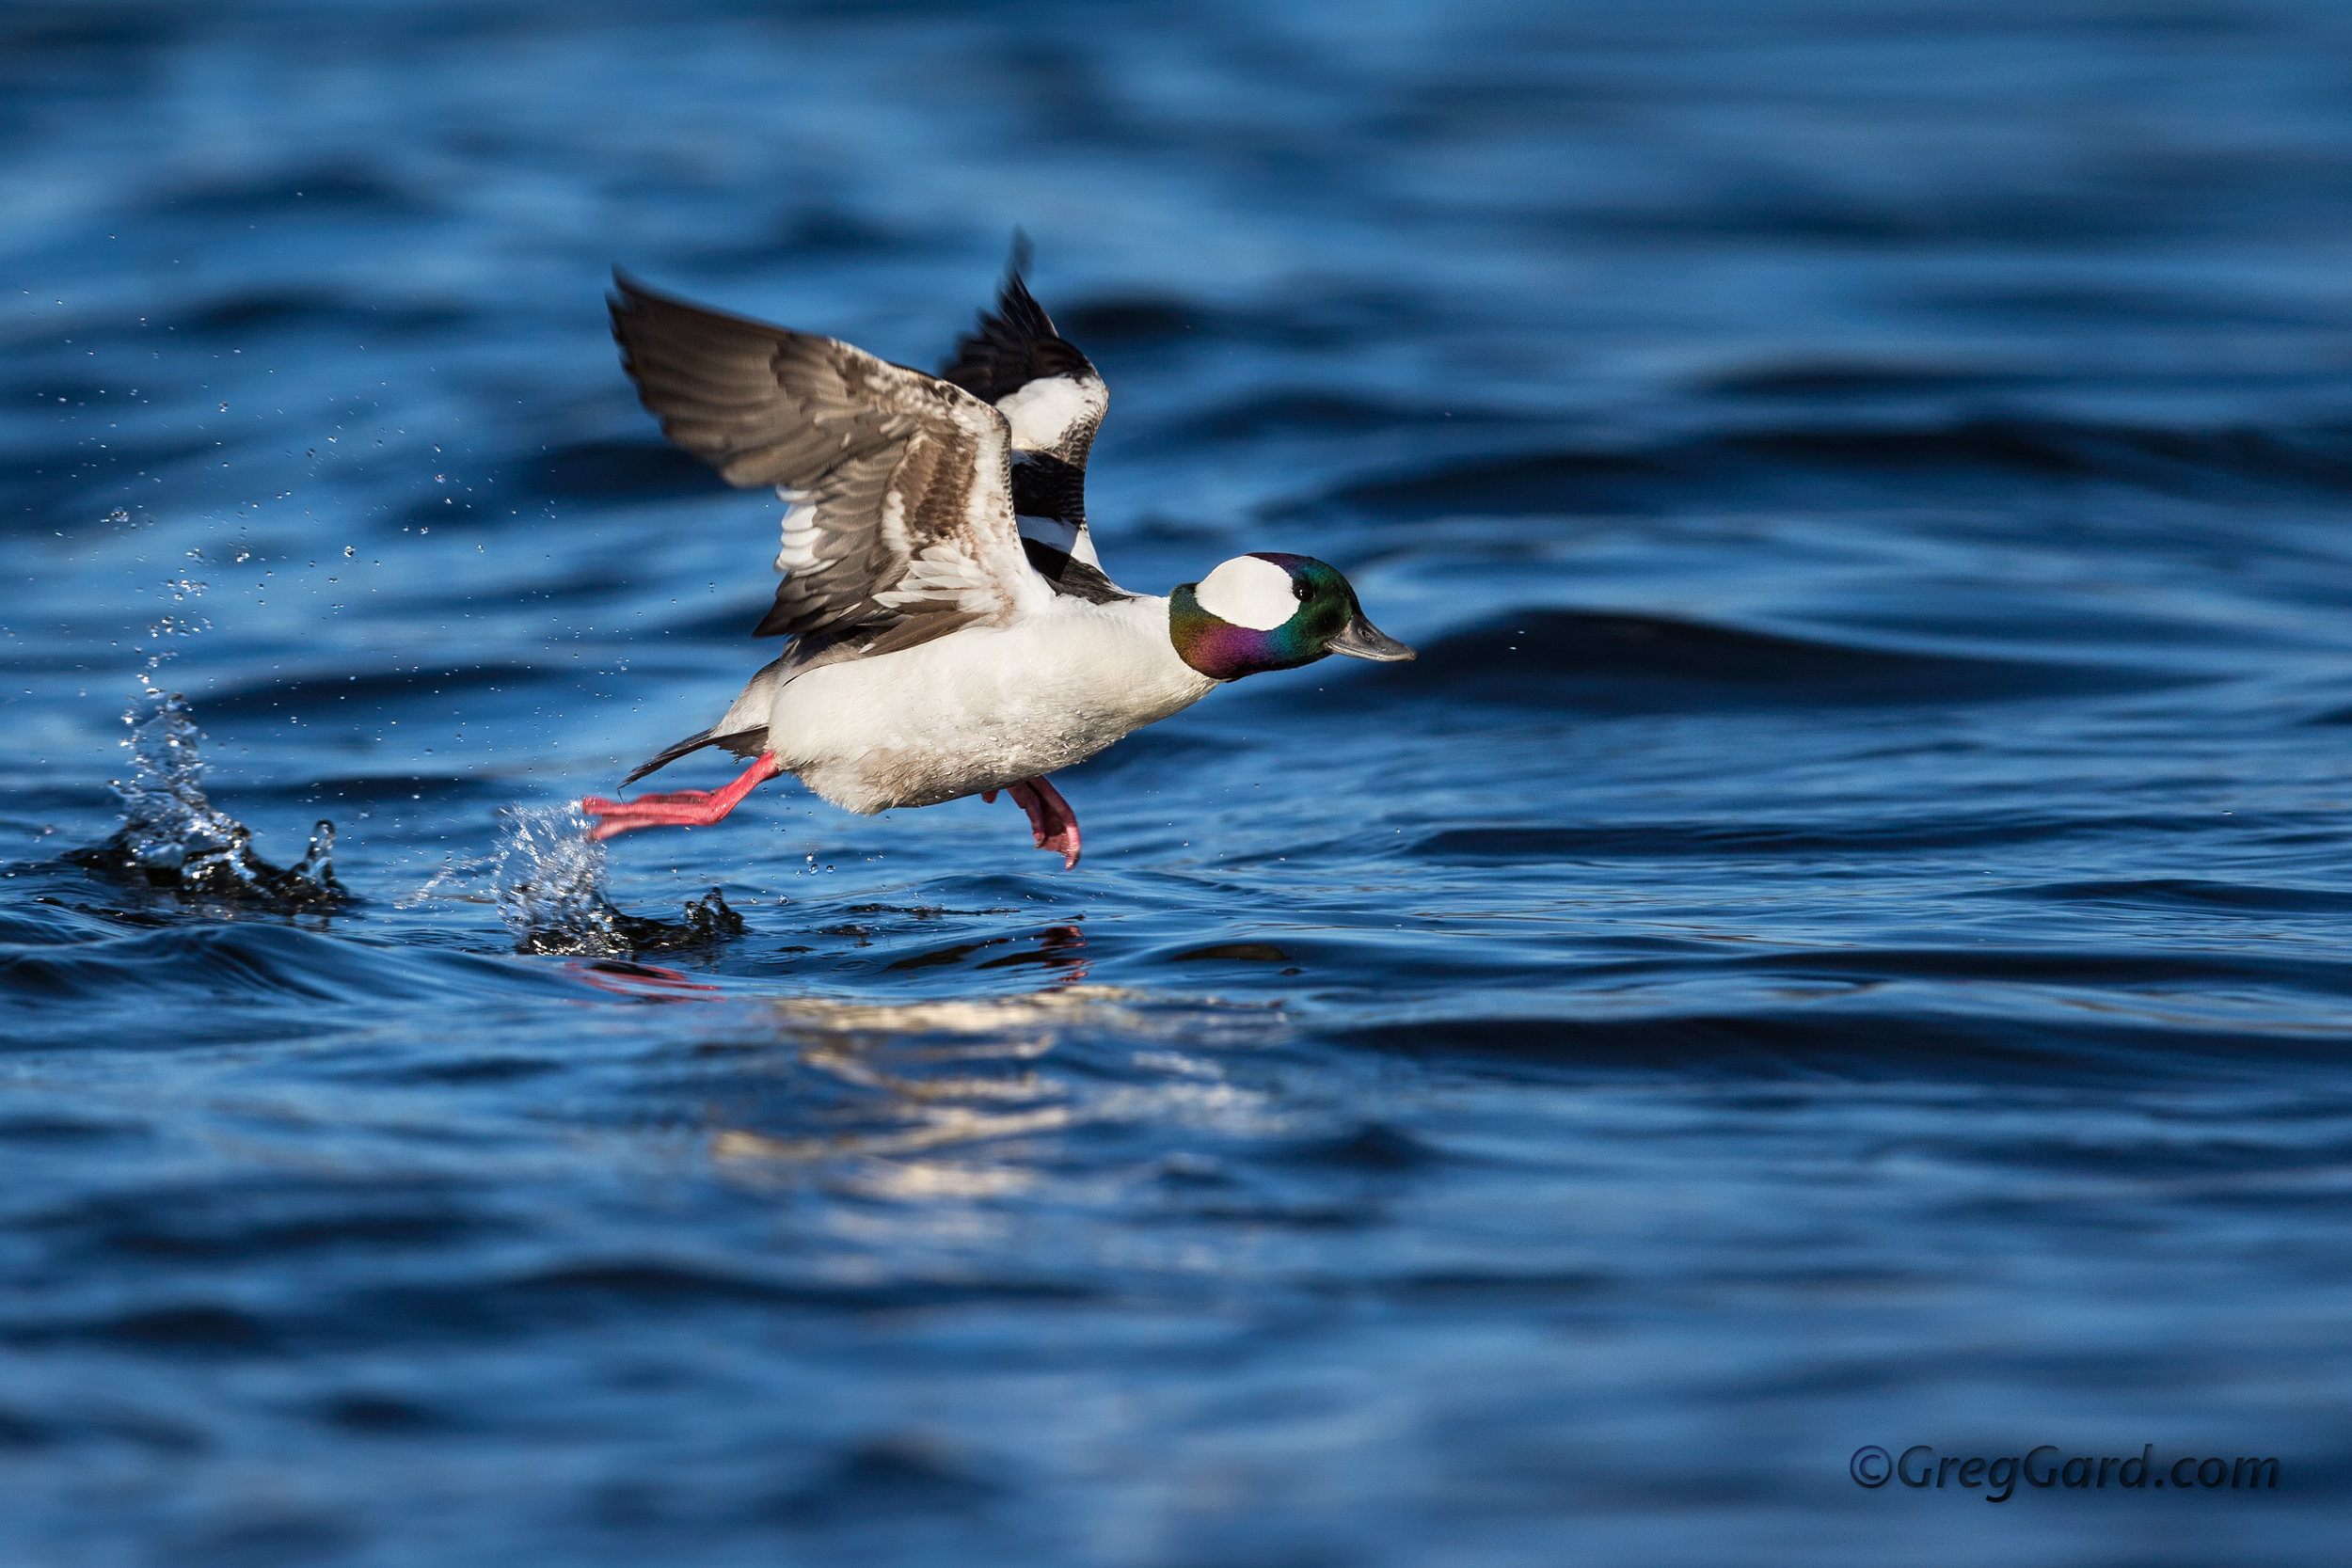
[{"left": 620, "top": 726, "right": 770, "bottom": 787}]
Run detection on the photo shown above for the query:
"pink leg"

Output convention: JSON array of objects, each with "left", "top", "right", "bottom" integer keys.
[
  {"left": 980, "top": 776, "right": 1083, "bottom": 869},
  {"left": 581, "top": 752, "right": 784, "bottom": 842}
]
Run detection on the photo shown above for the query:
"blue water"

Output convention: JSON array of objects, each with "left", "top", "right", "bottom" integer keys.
[{"left": 7, "top": 0, "right": 2352, "bottom": 1560}]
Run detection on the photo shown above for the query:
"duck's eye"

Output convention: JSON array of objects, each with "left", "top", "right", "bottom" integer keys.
[{"left": 1292, "top": 580, "right": 1313, "bottom": 602}]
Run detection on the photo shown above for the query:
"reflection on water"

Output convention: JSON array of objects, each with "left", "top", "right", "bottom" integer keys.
[{"left": 715, "top": 986, "right": 1283, "bottom": 1164}]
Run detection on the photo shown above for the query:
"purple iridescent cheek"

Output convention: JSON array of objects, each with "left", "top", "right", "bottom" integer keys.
[
  {"left": 1172, "top": 589, "right": 1323, "bottom": 680},
  {"left": 1179, "top": 619, "right": 1275, "bottom": 680}
]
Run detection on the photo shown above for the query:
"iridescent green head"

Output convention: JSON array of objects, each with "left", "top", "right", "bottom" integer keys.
[{"left": 1169, "top": 552, "right": 1415, "bottom": 681}]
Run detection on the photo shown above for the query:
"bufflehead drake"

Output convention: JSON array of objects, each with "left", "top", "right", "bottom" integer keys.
[{"left": 581, "top": 247, "right": 1414, "bottom": 867}]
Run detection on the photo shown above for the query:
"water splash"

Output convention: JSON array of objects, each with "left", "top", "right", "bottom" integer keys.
[
  {"left": 148, "top": 553, "right": 211, "bottom": 641},
  {"left": 491, "top": 805, "right": 628, "bottom": 956},
  {"left": 64, "top": 504, "right": 343, "bottom": 906},
  {"left": 68, "top": 688, "right": 347, "bottom": 908},
  {"left": 467, "top": 805, "right": 745, "bottom": 957}
]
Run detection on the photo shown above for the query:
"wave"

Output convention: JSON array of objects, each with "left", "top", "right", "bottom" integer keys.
[
  {"left": 200, "top": 663, "right": 555, "bottom": 721},
  {"left": 401, "top": 439, "right": 723, "bottom": 526},
  {"left": 1705, "top": 361, "right": 2041, "bottom": 398},
  {"left": 1056, "top": 286, "right": 1428, "bottom": 356},
  {"left": 5, "top": 1262, "right": 1098, "bottom": 1363},
  {"left": 1157, "top": 389, "right": 1530, "bottom": 444},
  {"left": 1315, "top": 417, "right": 2352, "bottom": 520},
  {"left": 1329, "top": 1004, "right": 2352, "bottom": 1085},
  {"left": 1339, "top": 607, "right": 2163, "bottom": 711},
  {"left": 1406, "top": 809, "right": 2231, "bottom": 860},
  {"left": 171, "top": 289, "right": 469, "bottom": 342},
  {"left": 151, "top": 161, "right": 429, "bottom": 219},
  {"left": 0, "top": 922, "right": 567, "bottom": 1011},
  {"left": 1991, "top": 878, "right": 2352, "bottom": 914}
]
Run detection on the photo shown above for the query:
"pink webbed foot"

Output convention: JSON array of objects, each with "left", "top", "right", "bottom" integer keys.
[
  {"left": 981, "top": 776, "right": 1083, "bottom": 869},
  {"left": 581, "top": 752, "right": 784, "bottom": 842}
]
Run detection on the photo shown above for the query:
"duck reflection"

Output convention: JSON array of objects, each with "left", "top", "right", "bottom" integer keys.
[
  {"left": 704, "top": 975, "right": 1279, "bottom": 1172},
  {"left": 566, "top": 957, "right": 724, "bottom": 999},
  {"left": 710, "top": 986, "right": 1101, "bottom": 1165}
]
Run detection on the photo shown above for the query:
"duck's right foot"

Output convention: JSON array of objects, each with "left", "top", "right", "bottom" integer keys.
[{"left": 582, "top": 752, "right": 784, "bottom": 842}]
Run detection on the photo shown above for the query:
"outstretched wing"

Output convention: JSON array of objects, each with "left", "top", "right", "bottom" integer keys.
[
  {"left": 938, "top": 239, "right": 1124, "bottom": 601},
  {"left": 610, "top": 270, "right": 1046, "bottom": 646}
]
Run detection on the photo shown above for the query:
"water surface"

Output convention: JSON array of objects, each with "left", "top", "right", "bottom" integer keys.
[{"left": 7, "top": 1, "right": 2352, "bottom": 1561}]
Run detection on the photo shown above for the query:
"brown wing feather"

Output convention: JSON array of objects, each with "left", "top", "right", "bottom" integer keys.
[{"left": 610, "top": 271, "right": 1041, "bottom": 644}]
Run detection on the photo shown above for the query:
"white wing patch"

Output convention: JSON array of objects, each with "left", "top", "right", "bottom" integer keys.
[
  {"left": 877, "top": 488, "right": 911, "bottom": 557},
  {"left": 774, "top": 487, "right": 820, "bottom": 572},
  {"left": 994, "top": 373, "right": 1104, "bottom": 451},
  {"left": 876, "top": 544, "right": 997, "bottom": 612},
  {"left": 1196, "top": 555, "right": 1297, "bottom": 631}
]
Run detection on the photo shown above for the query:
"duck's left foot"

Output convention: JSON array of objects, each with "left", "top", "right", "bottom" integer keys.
[
  {"left": 581, "top": 752, "right": 784, "bottom": 842},
  {"left": 982, "top": 776, "right": 1083, "bottom": 869}
]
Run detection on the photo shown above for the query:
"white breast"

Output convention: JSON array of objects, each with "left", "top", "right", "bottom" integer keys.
[{"left": 768, "top": 595, "right": 1215, "bottom": 813}]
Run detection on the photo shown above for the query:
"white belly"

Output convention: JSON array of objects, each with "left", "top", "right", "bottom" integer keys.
[{"left": 767, "top": 595, "right": 1216, "bottom": 813}]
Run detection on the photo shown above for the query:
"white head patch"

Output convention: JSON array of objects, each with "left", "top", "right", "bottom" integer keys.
[
  {"left": 994, "top": 373, "right": 1102, "bottom": 451},
  {"left": 1195, "top": 555, "right": 1297, "bottom": 630}
]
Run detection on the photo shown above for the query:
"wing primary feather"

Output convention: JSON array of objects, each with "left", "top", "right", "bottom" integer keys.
[
  {"left": 934, "top": 238, "right": 1115, "bottom": 595},
  {"left": 608, "top": 268, "right": 1043, "bottom": 649},
  {"left": 938, "top": 239, "right": 1097, "bottom": 406}
]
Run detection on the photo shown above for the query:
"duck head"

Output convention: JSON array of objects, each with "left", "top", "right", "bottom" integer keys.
[{"left": 1169, "top": 552, "right": 1415, "bottom": 681}]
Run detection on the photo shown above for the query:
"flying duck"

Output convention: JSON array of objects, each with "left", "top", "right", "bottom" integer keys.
[{"left": 581, "top": 246, "right": 1413, "bottom": 867}]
